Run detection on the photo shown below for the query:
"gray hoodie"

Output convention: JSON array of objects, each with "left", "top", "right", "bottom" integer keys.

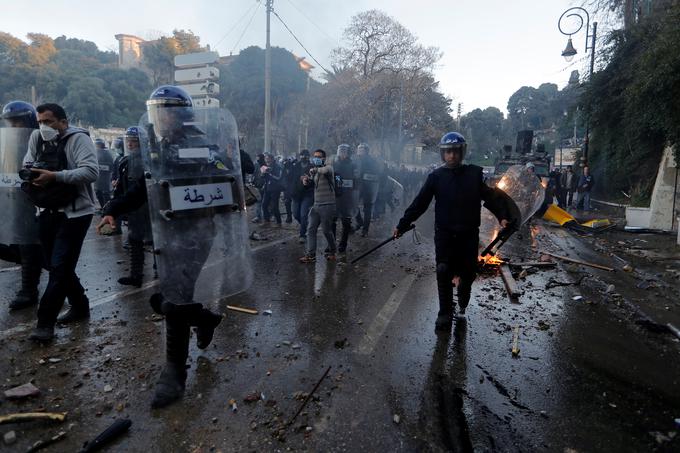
[{"left": 23, "top": 127, "right": 99, "bottom": 218}]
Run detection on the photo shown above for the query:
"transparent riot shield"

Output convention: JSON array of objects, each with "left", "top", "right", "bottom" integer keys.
[
  {"left": 0, "top": 127, "right": 40, "bottom": 244},
  {"left": 124, "top": 138, "right": 152, "bottom": 242},
  {"left": 139, "top": 107, "right": 253, "bottom": 308},
  {"left": 480, "top": 164, "right": 544, "bottom": 248},
  {"left": 387, "top": 176, "right": 405, "bottom": 207}
]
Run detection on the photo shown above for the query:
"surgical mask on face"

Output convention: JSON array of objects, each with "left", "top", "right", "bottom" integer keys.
[
  {"left": 311, "top": 157, "right": 324, "bottom": 167},
  {"left": 39, "top": 124, "right": 59, "bottom": 141}
]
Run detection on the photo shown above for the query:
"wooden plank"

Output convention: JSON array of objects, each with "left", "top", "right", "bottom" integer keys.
[
  {"left": 543, "top": 251, "right": 614, "bottom": 272},
  {"left": 500, "top": 264, "right": 521, "bottom": 298},
  {"left": 226, "top": 305, "right": 258, "bottom": 315}
]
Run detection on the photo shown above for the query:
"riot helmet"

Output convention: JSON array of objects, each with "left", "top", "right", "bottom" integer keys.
[
  {"left": 439, "top": 132, "right": 467, "bottom": 161},
  {"left": 146, "top": 85, "right": 194, "bottom": 139},
  {"left": 356, "top": 142, "right": 370, "bottom": 155},
  {"left": 112, "top": 137, "right": 124, "bottom": 156},
  {"left": 1, "top": 101, "right": 38, "bottom": 129},
  {"left": 124, "top": 126, "right": 140, "bottom": 152},
  {"left": 94, "top": 138, "right": 107, "bottom": 150},
  {"left": 337, "top": 143, "right": 350, "bottom": 159}
]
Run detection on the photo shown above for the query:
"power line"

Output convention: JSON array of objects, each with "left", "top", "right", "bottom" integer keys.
[
  {"left": 231, "top": 1, "right": 263, "bottom": 55},
  {"left": 214, "top": 1, "right": 260, "bottom": 49},
  {"left": 272, "top": 10, "right": 332, "bottom": 75},
  {"left": 284, "top": 0, "right": 338, "bottom": 45}
]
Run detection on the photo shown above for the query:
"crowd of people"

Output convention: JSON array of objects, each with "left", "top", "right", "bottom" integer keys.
[{"left": 542, "top": 164, "right": 595, "bottom": 211}]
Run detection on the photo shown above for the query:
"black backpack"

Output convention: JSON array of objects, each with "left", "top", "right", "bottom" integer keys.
[{"left": 21, "top": 131, "right": 87, "bottom": 210}]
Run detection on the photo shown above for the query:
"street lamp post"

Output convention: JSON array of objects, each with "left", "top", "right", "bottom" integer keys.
[{"left": 558, "top": 7, "right": 597, "bottom": 165}]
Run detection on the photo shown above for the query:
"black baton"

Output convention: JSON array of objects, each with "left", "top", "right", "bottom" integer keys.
[{"left": 351, "top": 224, "right": 415, "bottom": 264}]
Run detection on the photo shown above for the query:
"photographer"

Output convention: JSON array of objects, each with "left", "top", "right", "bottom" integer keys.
[
  {"left": 22, "top": 103, "right": 98, "bottom": 342},
  {"left": 261, "top": 152, "right": 283, "bottom": 226}
]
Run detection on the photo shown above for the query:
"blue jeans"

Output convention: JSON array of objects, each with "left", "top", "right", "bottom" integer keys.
[
  {"left": 292, "top": 193, "right": 314, "bottom": 238},
  {"left": 37, "top": 212, "right": 92, "bottom": 327},
  {"left": 582, "top": 191, "right": 591, "bottom": 211}
]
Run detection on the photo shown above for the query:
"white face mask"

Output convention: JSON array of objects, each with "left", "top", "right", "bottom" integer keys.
[{"left": 39, "top": 124, "right": 59, "bottom": 141}]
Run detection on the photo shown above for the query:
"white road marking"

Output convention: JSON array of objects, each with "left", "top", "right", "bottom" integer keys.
[
  {"left": 355, "top": 273, "right": 418, "bottom": 355},
  {"left": 0, "top": 234, "right": 296, "bottom": 338}
]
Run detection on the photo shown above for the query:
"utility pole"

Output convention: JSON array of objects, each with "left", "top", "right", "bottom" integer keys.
[
  {"left": 264, "top": 0, "right": 273, "bottom": 154},
  {"left": 457, "top": 103, "right": 462, "bottom": 130}
]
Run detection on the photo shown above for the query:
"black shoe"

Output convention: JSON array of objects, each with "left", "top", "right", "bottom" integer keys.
[
  {"left": 196, "top": 309, "right": 222, "bottom": 349},
  {"left": 285, "top": 216, "right": 293, "bottom": 224},
  {"left": 9, "top": 293, "right": 38, "bottom": 310},
  {"left": 29, "top": 326, "right": 54, "bottom": 342},
  {"left": 151, "top": 363, "right": 187, "bottom": 408},
  {"left": 455, "top": 306, "right": 467, "bottom": 320},
  {"left": 338, "top": 245, "right": 346, "bottom": 253},
  {"left": 118, "top": 276, "right": 143, "bottom": 288},
  {"left": 57, "top": 306, "right": 90, "bottom": 324},
  {"left": 435, "top": 313, "right": 453, "bottom": 331}
]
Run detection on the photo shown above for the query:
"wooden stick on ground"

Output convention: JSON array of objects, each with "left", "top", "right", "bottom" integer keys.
[
  {"left": 511, "top": 326, "right": 520, "bottom": 357},
  {"left": 542, "top": 251, "right": 614, "bottom": 272},
  {"left": 226, "top": 305, "right": 259, "bottom": 315},
  {"left": 500, "top": 264, "right": 521, "bottom": 299},
  {"left": 0, "top": 412, "right": 67, "bottom": 425}
]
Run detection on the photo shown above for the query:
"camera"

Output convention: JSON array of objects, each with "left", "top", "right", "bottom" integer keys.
[{"left": 18, "top": 162, "right": 47, "bottom": 181}]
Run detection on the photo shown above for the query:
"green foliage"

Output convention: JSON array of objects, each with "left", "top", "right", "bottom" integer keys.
[
  {"left": 142, "top": 29, "right": 204, "bottom": 85},
  {"left": 583, "top": 4, "right": 680, "bottom": 195},
  {"left": 0, "top": 32, "right": 149, "bottom": 127}
]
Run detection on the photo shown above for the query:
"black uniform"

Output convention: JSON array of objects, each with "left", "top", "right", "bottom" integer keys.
[{"left": 396, "top": 164, "right": 511, "bottom": 318}]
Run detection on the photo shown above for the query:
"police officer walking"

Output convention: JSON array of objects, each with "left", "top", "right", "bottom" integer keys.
[
  {"left": 355, "top": 143, "right": 381, "bottom": 237},
  {"left": 0, "top": 101, "right": 43, "bottom": 310},
  {"left": 332, "top": 144, "right": 357, "bottom": 254},
  {"left": 98, "top": 86, "right": 253, "bottom": 408},
  {"left": 94, "top": 138, "right": 113, "bottom": 210},
  {"left": 101, "top": 127, "right": 151, "bottom": 287},
  {"left": 394, "top": 132, "right": 513, "bottom": 331}
]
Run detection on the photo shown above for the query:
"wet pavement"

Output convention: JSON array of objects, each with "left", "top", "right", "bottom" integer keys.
[{"left": 0, "top": 204, "right": 679, "bottom": 452}]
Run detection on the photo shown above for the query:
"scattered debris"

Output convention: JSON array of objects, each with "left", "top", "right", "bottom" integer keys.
[
  {"left": 291, "top": 343, "right": 301, "bottom": 350},
  {"left": 542, "top": 251, "right": 614, "bottom": 272},
  {"left": 605, "top": 284, "right": 616, "bottom": 294},
  {"left": 500, "top": 264, "right": 521, "bottom": 299},
  {"left": 0, "top": 412, "right": 67, "bottom": 425},
  {"left": 546, "top": 275, "right": 585, "bottom": 289},
  {"left": 623, "top": 264, "right": 634, "bottom": 272},
  {"left": 393, "top": 414, "right": 401, "bottom": 424},
  {"left": 229, "top": 399, "right": 238, "bottom": 412},
  {"left": 249, "top": 232, "right": 268, "bottom": 241},
  {"left": 649, "top": 431, "right": 676, "bottom": 445},
  {"left": 226, "top": 305, "right": 258, "bottom": 315},
  {"left": 572, "top": 296, "right": 583, "bottom": 301},
  {"left": 511, "top": 327, "right": 520, "bottom": 357},
  {"left": 3, "top": 431, "right": 16, "bottom": 445},
  {"left": 79, "top": 418, "right": 132, "bottom": 453},
  {"left": 537, "top": 320, "right": 550, "bottom": 331},
  {"left": 287, "top": 366, "right": 332, "bottom": 428},
  {"left": 103, "top": 384, "right": 113, "bottom": 393},
  {"left": 26, "top": 431, "right": 67, "bottom": 453},
  {"left": 243, "top": 393, "right": 260, "bottom": 404},
  {"left": 262, "top": 310, "right": 273, "bottom": 316},
  {"left": 667, "top": 323, "right": 680, "bottom": 341},
  {"left": 509, "top": 261, "right": 556, "bottom": 268},
  {"left": 4, "top": 382, "right": 40, "bottom": 399},
  {"left": 334, "top": 338, "right": 348, "bottom": 349}
]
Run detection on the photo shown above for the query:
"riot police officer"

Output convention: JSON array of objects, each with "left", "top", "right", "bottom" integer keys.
[
  {"left": 355, "top": 143, "right": 381, "bottom": 237},
  {"left": 94, "top": 138, "right": 113, "bottom": 210},
  {"left": 98, "top": 86, "right": 253, "bottom": 408},
  {"left": 101, "top": 127, "right": 151, "bottom": 287},
  {"left": 394, "top": 132, "right": 514, "bottom": 331},
  {"left": 0, "top": 101, "right": 43, "bottom": 310},
  {"left": 332, "top": 144, "right": 358, "bottom": 254}
]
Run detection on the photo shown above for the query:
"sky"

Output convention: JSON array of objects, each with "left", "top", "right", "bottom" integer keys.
[{"left": 1, "top": 0, "right": 605, "bottom": 115}]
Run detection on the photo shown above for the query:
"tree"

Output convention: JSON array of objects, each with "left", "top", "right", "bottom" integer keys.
[{"left": 142, "top": 29, "right": 204, "bottom": 85}]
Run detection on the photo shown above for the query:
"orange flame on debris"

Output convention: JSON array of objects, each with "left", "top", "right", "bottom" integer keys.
[{"left": 479, "top": 255, "right": 505, "bottom": 266}]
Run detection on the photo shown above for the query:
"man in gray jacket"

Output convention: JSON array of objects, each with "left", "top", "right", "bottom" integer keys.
[
  {"left": 300, "top": 149, "right": 337, "bottom": 263},
  {"left": 23, "top": 103, "right": 98, "bottom": 342}
]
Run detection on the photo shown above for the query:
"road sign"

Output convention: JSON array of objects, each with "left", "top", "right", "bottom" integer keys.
[
  {"left": 174, "top": 51, "right": 219, "bottom": 68},
  {"left": 192, "top": 97, "right": 220, "bottom": 108},
  {"left": 180, "top": 81, "right": 220, "bottom": 97},
  {"left": 175, "top": 67, "right": 220, "bottom": 83}
]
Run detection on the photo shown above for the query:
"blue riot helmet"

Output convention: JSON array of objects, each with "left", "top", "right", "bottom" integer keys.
[
  {"left": 356, "top": 142, "right": 369, "bottom": 155},
  {"left": 1, "top": 101, "right": 39, "bottom": 128},
  {"left": 112, "top": 137, "right": 124, "bottom": 156},
  {"left": 439, "top": 131, "right": 467, "bottom": 160},
  {"left": 146, "top": 85, "right": 194, "bottom": 139},
  {"left": 124, "top": 126, "right": 140, "bottom": 153},
  {"left": 94, "top": 138, "right": 107, "bottom": 150}
]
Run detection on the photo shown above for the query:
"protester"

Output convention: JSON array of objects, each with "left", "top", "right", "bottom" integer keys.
[
  {"left": 261, "top": 153, "right": 283, "bottom": 225},
  {"left": 576, "top": 166, "right": 594, "bottom": 211},
  {"left": 291, "top": 149, "right": 314, "bottom": 243}
]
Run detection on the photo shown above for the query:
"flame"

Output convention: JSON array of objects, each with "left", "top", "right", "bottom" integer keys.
[
  {"left": 496, "top": 179, "right": 508, "bottom": 190},
  {"left": 479, "top": 255, "right": 504, "bottom": 266}
]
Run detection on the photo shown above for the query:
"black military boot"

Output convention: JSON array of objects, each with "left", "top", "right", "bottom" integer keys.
[
  {"left": 456, "top": 280, "right": 472, "bottom": 321},
  {"left": 9, "top": 245, "right": 42, "bottom": 311},
  {"left": 57, "top": 295, "right": 90, "bottom": 324},
  {"left": 152, "top": 317, "right": 190, "bottom": 409},
  {"left": 118, "top": 239, "right": 144, "bottom": 287},
  {"left": 435, "top": 263, "right": 454, "bottom": 331},
  {"left": 149, "top": 294, "right": 222, "bottom": 350}
]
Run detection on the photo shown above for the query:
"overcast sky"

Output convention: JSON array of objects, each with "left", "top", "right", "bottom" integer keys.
[{"left": 2, "top": 0, "right": 605, "bottom": 115}]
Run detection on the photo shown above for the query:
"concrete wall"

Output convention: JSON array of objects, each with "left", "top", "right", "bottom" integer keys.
[{"left": 648, "top": 146, "right": 679, "bottom": 231}]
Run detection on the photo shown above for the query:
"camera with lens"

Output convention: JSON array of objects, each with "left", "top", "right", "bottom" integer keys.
[{"left": 18, "top": 162, "right": 48, "bottom": 181}]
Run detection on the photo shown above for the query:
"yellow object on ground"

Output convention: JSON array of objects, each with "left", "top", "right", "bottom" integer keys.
[
  {"left": 542, "top": 204, "right": 575, "bottom": 226},
  {"left": 542, "top": 204, "right": 612, "bottom": 231}
]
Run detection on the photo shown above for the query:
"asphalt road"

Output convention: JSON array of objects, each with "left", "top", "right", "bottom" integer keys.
[{"left": 0, "top": 204, "right": 678, "bottom": 452}]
